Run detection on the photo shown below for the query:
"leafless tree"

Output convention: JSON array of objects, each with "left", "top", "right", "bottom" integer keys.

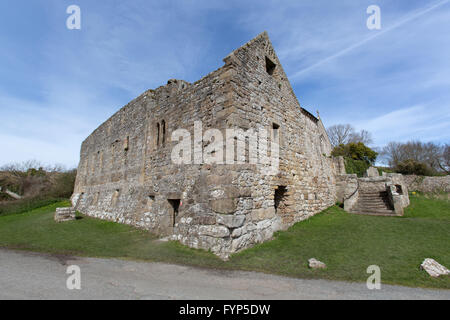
[
  {"left": 381, "top": 142, "right": 403, "bottom": 167},
  {"left": 349, "top": 129, "right": 373, "bottom": 146},
  {"left": 0, "top": 160, "right": 69, "bottom": 173},
  {"left": 381, "top": 140, "right": 447, "bottom": 172},
  {"left": 439, "top": 144, "right": 450, "bottom": 174},
  {"left": 327, "top": 124, "right": 355, "bottom": 147},
  {"left": 327, "top": 124, "right": 373, "bottom": 147},
  {"left": 0, "top": 160, "right": 44, "bottom": 173}
]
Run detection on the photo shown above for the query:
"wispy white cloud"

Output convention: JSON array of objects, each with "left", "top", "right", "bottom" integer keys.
[
  {"left": 234, "top": 0, "right": 450, "bottom": 149},
  {"left": 1, "top": 0, "right": 224, "bottom": 167},
  {"left": 0, "top": 88, "right": 111, "bottom": 168},
  {"left": 354, "top": 104, "right": 450, "bottom": 146},
  {"left": 0, "top": 0, "right": 449, "bottom": 168},
  {"left": 289, "top": 0, "right": 450, "bottom": 79}
]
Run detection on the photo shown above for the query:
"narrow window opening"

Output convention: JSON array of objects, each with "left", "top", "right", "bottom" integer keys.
[
  {"left": 156, "top": 123, "right": 160, "bottom": 147},
  {"left": 272, "top": 123, "right": 280, "bottom": 141},
  {"left": 265, "top": 56, "right": 276, "bottom": 75},
  {"left": 124, "top": 136, "right": 129, "bottom": 151},
  {"left": 395, "top": 185, "right": 403, "bottom": 195},
  {"left": 147, "top": 195, "right": 155, "bottom": 207},
  {"left": 168, "top": 199, "right": 181, "bottom": 227},
  {"left": 161, "top": 120, "right": 166, "bottom": 146}
]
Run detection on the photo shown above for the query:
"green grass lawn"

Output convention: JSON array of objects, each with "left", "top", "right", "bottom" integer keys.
[{"left": 0, "top": 193, "right": 449, "bottom": 289}]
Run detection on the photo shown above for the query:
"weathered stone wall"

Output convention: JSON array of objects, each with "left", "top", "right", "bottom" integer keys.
[
  {"left": 402, "top": 175, "right": 450, "bottom": 193},
  {"left": 333, "top": 156, "right": 346, "bottom": 176},
  {"left": 72, "top": 32, "right": 338, "bottom": 259},
  {"left": 225, "top": 33, "right": 337, "bottom": 231},
  {"left": 73, "top": 66, "right": 238, "bottom": 256},
  {"left": 336, "top": 174, "right": 358, "bottom": 204}
]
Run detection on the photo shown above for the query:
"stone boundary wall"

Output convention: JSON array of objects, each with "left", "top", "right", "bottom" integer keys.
[
  {"left": 403, "top": 175, "right": 450, "bottom": 193},
  {"left": 335, "top": 174, "right": 358, "bottom": 204}
]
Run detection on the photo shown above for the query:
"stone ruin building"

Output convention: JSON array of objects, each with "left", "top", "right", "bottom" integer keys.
[{"left": 71, "top": 32, "right": 408, "bottom": 259}]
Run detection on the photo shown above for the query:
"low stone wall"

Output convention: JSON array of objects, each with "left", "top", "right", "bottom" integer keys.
[
  {"left": 55, "top": 207, "right": 76, "bottom": 222},
  {"left": 403, "top": 175, "right": 450, "bottom": 193},
  {"left": 336, "top": 174, "right": 358, "bottom": 204}
]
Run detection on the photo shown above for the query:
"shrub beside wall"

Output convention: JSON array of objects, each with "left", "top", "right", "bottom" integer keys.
[
  {"left": 0, "top": 169, "right": 77, "bottom": 216},
  {"left": 344, "top": 158, "right": 370, "bottom": 177},
  {"left": 0, "top": 197, "right": 62, "bottom": 216}
]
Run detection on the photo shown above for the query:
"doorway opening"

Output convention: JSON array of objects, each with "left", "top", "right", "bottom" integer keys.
[
  {"left": 274, "top": 186, "right": 287, "bottom": 214},
  {"left": 168, "top": 199, "right": 181, "bottom": 227}
]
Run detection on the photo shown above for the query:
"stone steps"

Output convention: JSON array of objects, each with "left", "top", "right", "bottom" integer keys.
[
  {"left": 358, "top": 205, "right": 392, "bottom": 211},
  {"left": 352, "top": 210, "right": 397, "bottom": 216},
  {"left": 359, "top": 199, "right": 391, "bottom": 204},
  {"left": 360, "top": 201, "right": 388, "bottom": 205},
  {"left": 355, "top": 207, "right": 395, "bottom": 214},
  {"left": 353, "top": 190, "right": 395, "bottom": 215}
]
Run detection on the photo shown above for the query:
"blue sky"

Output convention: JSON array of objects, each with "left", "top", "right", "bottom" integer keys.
[{"left": 0, "top": 0, "right": 449, "bottom": 168}]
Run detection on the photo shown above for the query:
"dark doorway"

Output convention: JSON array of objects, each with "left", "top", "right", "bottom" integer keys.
[
  {"left": 168, "top": 199, "right": 181, "bottom": 227},
  {"left": 274, "top": 186, "right": 287, "bottom": 214}
]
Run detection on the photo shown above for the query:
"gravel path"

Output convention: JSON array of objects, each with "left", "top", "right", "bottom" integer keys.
[{"left": 0, "top": 249, "right": 448, "bottom": 300}]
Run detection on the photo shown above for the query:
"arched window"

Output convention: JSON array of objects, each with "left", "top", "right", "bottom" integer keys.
[
  {"left": 156, "top": 123, "right": 160, "bottom": 147},
  {"left": 161, "top": 120, "right": 166, "bottom": 146}
]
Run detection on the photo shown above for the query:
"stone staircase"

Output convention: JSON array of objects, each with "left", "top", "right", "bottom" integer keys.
[{"left": 353, "top": 190, "right": 395, "bottom": 215}]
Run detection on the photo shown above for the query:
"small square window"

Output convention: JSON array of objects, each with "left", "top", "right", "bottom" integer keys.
[{"left": 265, "top": 56, "right": 276, "bottom": 75}]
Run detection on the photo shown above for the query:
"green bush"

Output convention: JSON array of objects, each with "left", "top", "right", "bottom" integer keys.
[
  {"left": 47, "top": 170, "right": 77, "bottom": 199},
  {"left": 395, "top": 159, "right": 435, "bottom": 176},
  {"left": 331, "top": 142, "right": 378, "bottom": 164},
  {"left": 0, "top": 168, "right": 77, "bottom": 216},
  {"left": 376, "top": 166, "right": 394, "bottom": 175},
  {"left": 345, "top": 158, "right": 370, "bottom": 177},
  {"left": 332, "top": 142, "right": 378, "bottom": 177}
]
